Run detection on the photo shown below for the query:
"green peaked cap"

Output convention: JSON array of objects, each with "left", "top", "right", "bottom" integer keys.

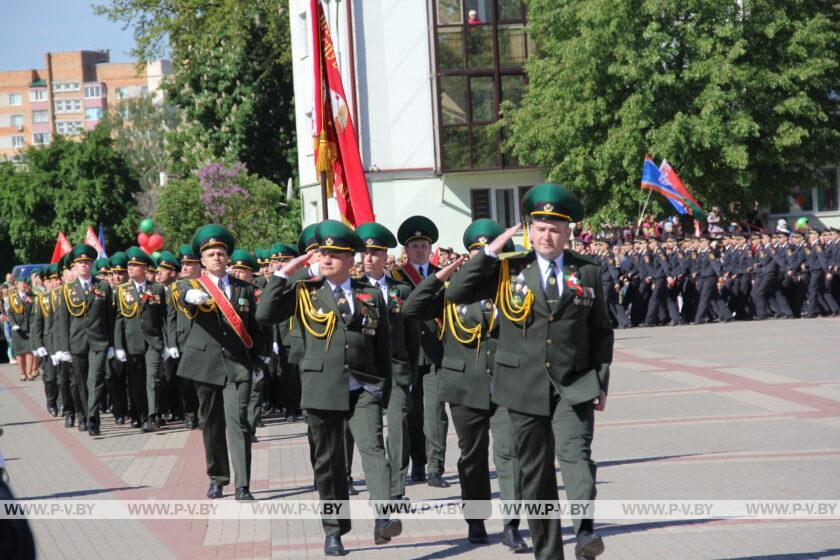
[
  {"left": 521, "top": 183, "right": 584, "bottom": 223},
  {"left": 109, "top": 251, "right": 128, "bottom": 271},
  {"left": 462, "top": 218, "right": 514, "bottom": 252},
  {"left": 315, "top": 219, "right": 365, "bottom": 252},
  {"left": 192, "top": 224, "right": 235, "bottom": 256},
  {"left": 398, "top": 215, "right": 438, "bottom": 246},
  {"left": 126, "top": 246, "right": 153, "bottom": 267},
  {"left": 157, "top": 250, "right": 180, "bottom": 270},
  {"left": 71, "top": 243, "right": 98, "bottom": 263},
  {"left": 356, "top": 222, "right": 397, "bottom": 250},
  {"left": 230, "top": 249, "right": 259, "bottom": 272},
  {"left": 297, "top": 223, "right": 318, "bottom": 255}
]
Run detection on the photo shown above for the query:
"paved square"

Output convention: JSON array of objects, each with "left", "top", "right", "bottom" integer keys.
[{"left": 2, "top": 317, "right": 839, "bottom": 559}]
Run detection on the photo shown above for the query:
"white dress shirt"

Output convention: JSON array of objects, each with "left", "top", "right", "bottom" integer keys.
[
  {"left": 133, "top": 280, "right": 146, "bottom": 294},
  {"left": 326, "top": 277, "right": 354, "bottom": 314},
  {"left": 535, "top": 252, "right": 564, "bottom": 297},
  {"left": 367, "top": 274, "right": 389, "bottom": 302},
  {"left": 78, "top": 277, "right": 93, "bottom": 292},
  {"left": 204, "top": 271, "right": 232, "bottom": 299},
  {"left": 411, "top": 262, "right": 429, "bottom": 278}
]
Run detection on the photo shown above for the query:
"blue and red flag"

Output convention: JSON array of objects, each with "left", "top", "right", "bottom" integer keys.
[{"left": 641, "top": 157, "right": 690, "bottom": 215}]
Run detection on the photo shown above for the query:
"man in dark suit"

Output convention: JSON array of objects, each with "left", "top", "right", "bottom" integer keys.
[
  {"left": 256, "top": 220, "right": 401, "bottom": 557},
  {"left": 446, "top": 183, "right": 613, "bottom": 560},
  {"left": 175, "top": 225, "right": 263, "bottom": 501},
  {"left": 54, "top": 244, "right": 115, "bottom": 436}
]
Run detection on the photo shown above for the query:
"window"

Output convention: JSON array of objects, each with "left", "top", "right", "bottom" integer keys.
[
  {"left": 115, "top": 87, "right": 129, "bottom": 99},
  {"left": 816, "top": 167, "right": 838, "bottom": 212},
  {"left": 85, "top": 107, "right": 103, "bottom": 121},
  {"left": 55, "top": 99, "right": 82, "bottom": 113},
  {"left": 470, "top": 185, "right": 530, "bottom": 223},
  {"left": 434, "top": 0, "right": 530, "bottom": 171},
  {"left": 84, "top": 85, "right": 103, "bottom": 98},
  {"left": 52, "top": 82, "right": 80, "bottom": 92},
  {"left": 32, "top": 110, "right": 49, "bottom": 124},
  {"left": 790, "top": 185, "right": 813, "bottom": 212},
  {"left": 56, "top": 121, "right": 82, "bottom": 135},
  {"left": 470, "top": 188, "right": 491, "bottom": 220},
  {"left": 9, "top": 93, "right": 22, "bottom": 106},
  {"left": 140, "top": 85, "right": 149, "bottom": 97},
  {"left": 32, "top": 132, "right": 50, "bottom": 145},
  {"left": 10, "top": 115, "right": 24, "bottom": 128},
  {"left": 29, "top": 89, "right": 47, "bottom": 102},
  {"left": 11, "top": 136, "right": 24, "bottom": 148}
]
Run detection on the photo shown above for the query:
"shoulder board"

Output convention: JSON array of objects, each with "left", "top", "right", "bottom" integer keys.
[
  {"left": 350, "top": 278, "right": 376, "bottom": 291},
  {"left": 816, "top": 245, "right": 823, "bottom": 252},
  {"left": 296, "top": 276, "right": 323, "bottom": 285},
  {"left": 498, "top": 250, "right": 531, "bottom": 261},
  {"left": 565, "top": 250, "right": 599, "bottom": 267}
]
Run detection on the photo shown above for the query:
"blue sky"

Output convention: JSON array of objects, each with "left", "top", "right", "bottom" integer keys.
[{"left": 1, "top": 1, "right": 142, "bottom": 71}]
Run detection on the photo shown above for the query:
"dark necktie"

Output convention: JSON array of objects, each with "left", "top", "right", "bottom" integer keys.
[
  {"left": 545, "top": 261, "right": 560, "bottom": 303},
  {"left": 333, "top": 286, "right": 352, "bottom": 322},
  {"left": 419, "top": 265, "right": 426, "bottom": 278}
]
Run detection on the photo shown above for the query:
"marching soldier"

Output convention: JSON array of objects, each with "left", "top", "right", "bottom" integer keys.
[
  {"left": 107, "top": 252, "right": 130, "bottom": 424},
  {"left": 167, "top": 244, "right": 201, "bottom": 429},
  {"left": 8, "top": 274, "right": 37, "bottom": 382},
  {"left": 176, "top": 225, "right": 262, "bottom": 501},
  {"left": 394, "top": 216, "right": 449, "bottom": 487},
  {"left": 256, "top": 219, "right": 401, "bottom": 556},
  {"left": 156, "top": 251, "right": 183, "bottom": 423},
  {"left": 592, "top": 240, "right": 630, "bottom": 328},
  {"left": 113, "top": 247, "right": 167, "bottom": 432},
  {"left": 403, "top": 218, "right": 528, "bottom": 552},
  {"left": 54, "top": 244, "right": 114, "bottom": 436},
  {"left": 446, "top": 183, "right": 613, "bottom": 560},
  {"left": 268, "top": 242, "right": 302, "bottom": 421},
  {"left": 54, "top": 254, "right": 78, "bottom": 427},
  {"left": 31, "top": 269, "right": 58, "bottom": 416},
  {"left": 356, "top": 222, "right": 419, "bottom": 501}
]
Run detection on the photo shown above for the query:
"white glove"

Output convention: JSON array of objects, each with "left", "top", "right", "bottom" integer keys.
[
  {"left": 35, "top": 347, "right": 48, "bottom": 357},
  {"left": 253, "top": 369, "right": 264, "bottom": 382},
  {"left": 262, "top": 355, "right": 271, "bottom": 365},
  {"left": 168, "top": 347, "right": 180, "bottom": 359},
  {"left": 115, "top": 349, "right": 127, "bottom": 362},
  {"left": 272, "top": 342, "right": 280, "bottom": 354},
  {"left": 50, "top": 354, "right": 59, "bottom": 366},
  {"left": 185, "top": 289, "right": 210, "bottom": 305},
  {"left": 162, "top": 347, "right": 171, "bottom": 360},
  {"left": 59, "top": 351, "right": 72, "bottom": 363},
  {"left": 11, "top": 325, "right": 20, "bottom": 331},
  {"left": 106, "top": 347, "right": 115, "bottom": 360}
]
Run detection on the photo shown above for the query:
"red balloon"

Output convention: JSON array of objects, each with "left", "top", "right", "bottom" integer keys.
[
  {"left": 138, "top": 232, "right": 150, "bottom": 247},
  {"left": 148, "top": 233, "right": 164, "bottom": 251},
  {"left": 140, "top": 245, "right": 152, "bottom": 255}
]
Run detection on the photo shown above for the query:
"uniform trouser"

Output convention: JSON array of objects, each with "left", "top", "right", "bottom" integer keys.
[
  {"left": 281, "top": 360, "right": 302, "bottom": 414},
  {"left": 664, "top": 284, "right": 682, "bottom": 323},
  {"left": 247, "top": 366, "right": 266, "bottom": 434},
  {"left": 694, "top": 278, "right": 731, "bottom": 322},
  {"left": 195, "top": 378, "right": 252, "bottom": 488},
  {"left": 602, "top": 283, "right": 630, "bottom": 327},
  {"left": 407, "top": 371, "right": 427, "bottom": 471},
  {"left": 308, "top": 389, "right": 392, "bottom": 536},
  {"left": 386, "top": 383, "right": 411, "bottom": 498},
  {"left": 107, "top": 357, "right": 129, "bottom": 419},
  {"left": 752, "top": 274, "right": 771, "bottom": 319},
  {"left": 170, "top": 356, "right": 198, "bottom": 421},
  {"left": 630, "top": 282, "right": 649, "bottom": 325},
  {"left": 806, "top": 271, "right": 840, "bottom": 316},
  {"left": 41, "top": 357, "right": 58, "bottom": 409},
  {"left": 644, "top": 279, "right": 666, "bottom": 325},
  {"left": 125, "top": 347, "right": 160, "bottom": 421},
  {"left": 509, "top": 397, "right": 597, "bottom": 560},
  {"left": 161, "top": 356, "right": 182, "bottom": 418},
  {"left": 71, "top": 350, "right": 107, "bottom": 422},
  {"left": 422, "top": 367, "right": 448, "bottom": 474},
  {"left": 57, "top": 361, "right": 75, "bottom": 415},
  {"left": 450, "top": 402, "right": 522, "bottom": 527}
]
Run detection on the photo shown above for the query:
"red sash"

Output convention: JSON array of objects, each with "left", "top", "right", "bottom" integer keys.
[
  {"left": 196, "top": 275, "right": 254, "bottom": 349},
  {"left": 399, "top": 263, "right": 423, "bottom": 287}
]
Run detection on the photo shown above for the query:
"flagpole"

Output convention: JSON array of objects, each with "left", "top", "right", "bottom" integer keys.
[
  {"left": 320, "top": 171, "right": 329, "bottom": 220},
  {"left": 637, "top": 188, "right": 653, "bottom": 233}
]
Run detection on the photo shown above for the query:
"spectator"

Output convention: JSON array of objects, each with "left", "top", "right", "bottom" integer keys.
[{"left": 467, "top": 9, "right": 481, "bottom": 24}]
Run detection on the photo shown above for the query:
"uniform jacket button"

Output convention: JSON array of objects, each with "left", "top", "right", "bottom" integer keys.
[{"left": 545, "top": 362, "right": 551, "bottom": 368}]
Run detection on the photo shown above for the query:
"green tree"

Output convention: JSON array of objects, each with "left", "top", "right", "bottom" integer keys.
[
  {"left": 504, "top": 0, "right": 840, "bottom": 224},
  {"left": 0, "top": 127, "right": 141, "bottom": 265},
  {"left": 95, "top": 0, "right": 297, "bottom": 185}
]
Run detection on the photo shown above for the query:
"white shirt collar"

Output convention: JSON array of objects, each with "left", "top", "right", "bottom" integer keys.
[
  {"left": 133, "top": 280, "right": 145, "bottom": 291},
  {"left": 411, "top": 261, "right": 428, "bottom": 276},
  {"left": 327, "top": 277, "right": 353, "bottom": 294},
  {"left": 535, "top": 252, "right": 564, "bottom": 277},
  {"left": 205, "top": 271, "right": 229, "bottom": 287}
]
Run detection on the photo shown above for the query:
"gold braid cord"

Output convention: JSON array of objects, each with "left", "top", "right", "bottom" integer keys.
[
  {"left": 295, "top": 284, "right": 337, "bottom": 349},
  {"left": 495, "top": 260, "right": 534, "bottom": 333},
  {"left": 117, "top": 285, "right": 139, "bottom": 318},
  {"left": 63, "top": 284, "right": 88, "bottom": 318},
  {"left": 8, "top": 294, "right": 25, "bottom": 315},
  {"left": 38, "top": 294, "right": 50, "bottom": 318},
  {"left": 171, "top": 283, "right": 197, "bottom": 320},
  {"left": 187, "top": 280, "right": 217, "bottom": 313}
]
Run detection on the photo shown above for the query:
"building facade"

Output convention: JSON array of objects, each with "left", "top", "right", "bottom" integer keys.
[
  {"left": 289, "top": 0, "right": 542, "bottom": 247},
  {"left": 0, "top": 50, "right": 170, "bottom": 160}
]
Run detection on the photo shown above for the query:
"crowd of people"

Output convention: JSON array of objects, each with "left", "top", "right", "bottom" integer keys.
[{"left": 4, "top": 181, "right": 836, "bottom": 559}]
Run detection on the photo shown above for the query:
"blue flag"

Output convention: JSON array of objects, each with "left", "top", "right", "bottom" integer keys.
[
  {"left": 641, "top": 157, "right": 689, "bottom": 215},
  {"left": 97, "top": 224, "right": 107, "bottom": 258}
]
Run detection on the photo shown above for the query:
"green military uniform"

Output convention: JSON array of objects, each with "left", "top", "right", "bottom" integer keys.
[
  {"left": 268, "top": 242, "right": 301, "bottom": 420},
  {"left": 446, "top": 184, "right": 613, "bottom": 560},
  {"left": 30, "top": 268, "right": 58, "bottom": 416},
  {"left": 166, "top": 246, "right": 200, "bottom": 429},
  {"left": 356, "top": 222, "right": 420, "bottom": 499},
  {"left": 255, "top": 220, "right": 400, "bottom": 552},
  {"left": 54, "top": 244, "right": 115, "bottom": 435},
  {"left": 7, "top": 277, "right": 34, "bottom": 356},
  {"left": 106, "top": 252, "right": 130, "bottom": 424},
  {"left": 403, "top": 219, "right": 526, "bottom": 550},
  {"left": 114, "top": 247, "right": 167, "bottom": 431},
  {"left": 393, "top": 216, "right": 447, "bottom": 485},
  {"left": 175, "top": 225, "right": 263, "bottom": 499},
  {"left": 53, "top": 254, "right": 78, "bottom": 425},
  {"left": 155, "top": 250, "right": 182, "bottom": 422}
]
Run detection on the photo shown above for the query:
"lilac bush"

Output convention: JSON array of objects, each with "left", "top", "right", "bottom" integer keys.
[{"left": 198, "top": 162, "right": 250, "bottom": 220}]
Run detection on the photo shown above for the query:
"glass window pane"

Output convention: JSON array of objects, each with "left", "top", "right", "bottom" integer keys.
[
  {"left": 465, "top": 0, "right": 493, "bottom": 24},
  {"left": 443, "top": 126, "right": 470, "bottom": 170},
  {"left": 791, "top": 185, "right": 813, "bottom": 212},
  {"left": 816, "top": 167, "right": 838, "bottom": 212},
  {"left": 441, "top": 76, "right": 468, "bottom": 124},
  {"left": 438, "top": 27, "right": 465, "bottom": 70},
  {"left": 495, "top": 188, "right": 514, "bottom": 227},
  {"left": 498, "top": 0, "right": 523, "bottom": 20},
  {"left": 471, "top": 189, "right": 491, "bottom": 220},
  {"left": 471, "top": 125, "right": 499, "bottom": 169},
  {"left": 501, "top": 74, "right": 525, "bottom": 107},
  {"left": 498, "top": 24, "right": 527, "bottom": 67},
  {"left": 437, "top": 0, "right": 462, "bottom": 24},
  {"left": 466, "top": 25, "right": 494, "bottom": 69},
  {"left": 470, "top": 76, "right": 495, "bottom": 122}
]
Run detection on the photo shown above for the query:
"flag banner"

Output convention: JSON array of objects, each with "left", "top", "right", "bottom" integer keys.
[
  {"left": 659, "top": 160, "right": 706, "bottom": 221},
  {"left": 641, "top": 157, "right": 689, "bottom": 215},
  {"left": 85, "top": 226, "right": 105, "bottom": 257},
  {"left": 50, "top": 232, "right": 72, "bottom": 263},
  {"left": 97, "top": 224, "right": 107, "bottom": 258},
  {"left": 311, "top": 0, "right": 374, "bottom": 226}
]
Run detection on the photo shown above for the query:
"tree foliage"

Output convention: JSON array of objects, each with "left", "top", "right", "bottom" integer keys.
[
  {"left": 505, "top": 0, "right": 840, "bottom": 225},
  {"left": 0, "top": 127, "right": 141, "bottom": 267},
  {"left": 95, "top": 0, "right": 297, "bottom": 185}
]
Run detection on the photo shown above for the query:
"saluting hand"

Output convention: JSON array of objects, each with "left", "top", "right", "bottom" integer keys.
[
  {"left": 279, "top": 250, "right": 315, "bottom": 277},
  {"left": 486, "top": 224, "right": 522, "bottom": 255},
  {"left": 435, "top": 256, "right": 466, "bottom": 281}
]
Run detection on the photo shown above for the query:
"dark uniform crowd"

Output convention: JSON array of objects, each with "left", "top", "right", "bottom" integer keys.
[
  {"left": 584, "top": 228, "right": 840, "bottom": 328},
  {"left": 4, "top": 183, "right": 645, "bottom": 560}
]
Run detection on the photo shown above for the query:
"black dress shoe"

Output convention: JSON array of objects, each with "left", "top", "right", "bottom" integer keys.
[
  {"left": 250, "top": 432, "right": 258, "bottom": 443},
  {"left": 347, "top": 478, "right": 359, "bottom": 496},
  {"left": 184, "top": 417, "right": 196, "bottom": 429},
  {"left": 207, "top": 483, "right": 223, "bottom": 499},
  {"left": 410, "top": 465, "right": 426, "bottom": 482},
  {"left": 374, "top": 518, "right": 402, "bottom": 545},
  {"left": 502, "top": 525, "right": 529, "bottom": 553},
  {"left": 323, "top": 535, "right": 346, "bottom": 556},
  {"left": 115, "top": 417, "right": 125, "bottom": 425},
  {"left": 77, "top": 419, "right": 88, "bottom": 432},
  {"left": 575, "top": 531, "right": 605, "bottom": 560},
  {"left": 88, "top": 421, "right": 101, "bottom": 436},
  {"left": 64, "top": 414, "right": 75, "bottom": 428},
  {"left": 235, "top": 486, "right": 254, "bottom": 501},
  {"left": 130, "top": 419, "right": 142, "bottom": 429},
  {"left": 467, "top": 521, "right": 488, "bottom": 544},
  {"left": 47, "top": 406, "right": 58, "bottom": 417},
  {"left": 427, "top": 472, "right": 450, "bottom": 488}
]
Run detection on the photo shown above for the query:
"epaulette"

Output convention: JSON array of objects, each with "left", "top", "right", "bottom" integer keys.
[
  {"left": 498, "top": 250, "right": 530, "bottom": 261},
  {"left": 297, "top": 276, "right": 323, "bottom": 285},
  {"left": 117, "top": 281, "right": 132, "bottom": 289},
  {"left": 565, "top": 250, "right": 599, "bottom": 267},
  {"left": 390, "top": 268, "right": 405, "bottom": 282}
]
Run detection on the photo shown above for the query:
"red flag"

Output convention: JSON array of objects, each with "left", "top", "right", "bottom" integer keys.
[
  {"left": 84, "top": 226, "right": 104, "bottom": 256},
  {"left": 311, "top": 0, "right": 374, "bottom": 226},
  {"left": 430, "top": 246, "right": 440, "bottom": 267},
  {"left": 50, "top": 232, "right": 72, "bottom": 263}
]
